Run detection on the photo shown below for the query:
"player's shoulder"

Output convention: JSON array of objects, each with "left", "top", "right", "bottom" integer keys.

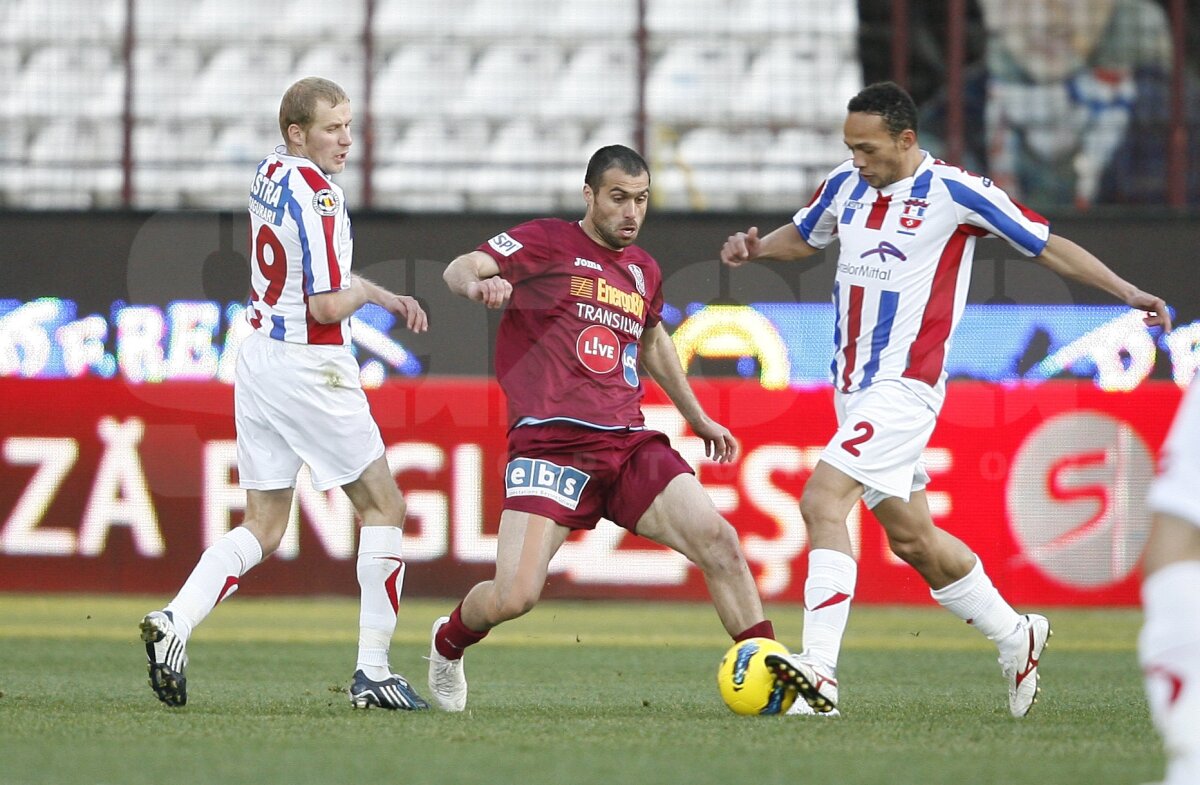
[{"left": 926, "top": 157, "right": 995, "bottom": 189}]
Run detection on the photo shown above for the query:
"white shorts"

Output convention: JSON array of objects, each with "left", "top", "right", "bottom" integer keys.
[
  {"left": 234, "top": 331, "right": 385, "bottom": 491},
  {"left": 1148, "top": 381, "right": 1200, "bottom": 529},
  {"left": 819, "top": 379, "right": 936, "bottom": 508}
]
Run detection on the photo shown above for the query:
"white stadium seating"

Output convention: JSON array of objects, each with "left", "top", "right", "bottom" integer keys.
[{"left": 3, "top": 0, "right": 861, "bottom": 210}]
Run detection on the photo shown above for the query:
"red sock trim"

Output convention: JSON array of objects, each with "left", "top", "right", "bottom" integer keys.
[
  {"left": 434, "top": 603, "right": 488, "bottom": 660},
  {"left": 734, "top": 620, "right": 775, "bottom": 642}
]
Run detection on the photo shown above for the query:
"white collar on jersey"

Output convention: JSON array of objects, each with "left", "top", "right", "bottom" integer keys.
[{"left": 272, "top": 145, "right": 335, "bottom": 178}]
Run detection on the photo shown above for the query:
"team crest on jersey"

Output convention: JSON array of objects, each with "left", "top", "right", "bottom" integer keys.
[
  {"left": 628, "top": 264, "right": 646, "bottom": 296},
  {"left": 312, "top": 188, "right": 339, "bottom": 216},
  {"left": 899, "top": 198, "right": 929, "bottom": 234}
]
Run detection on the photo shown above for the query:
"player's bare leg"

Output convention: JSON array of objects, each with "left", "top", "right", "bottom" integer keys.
[
  {"left": 876, "top": 491, "right": 1050, "bottom": 717},
  {"left": 636, "top": 474, "right": 764, "bottom": 636},
  {"left": 429, "top": 512, "right": 568, "bottom": 711}
]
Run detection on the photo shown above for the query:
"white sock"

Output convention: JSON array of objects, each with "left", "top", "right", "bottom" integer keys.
[
  {"left": 802, "top": 549, "right": 857, "bottom": 672},
  {"left": 1140, "top": 561, "right": 1200, "bottom": 776},
  {"left": 165, "top": 527, "right": 263, "bottom": 642},
  {"left": 357, "top": 525, "right": 405, "bottom": 681},
  {"left": 930, "top": 556, "right": 1023, "bottom": 646}
]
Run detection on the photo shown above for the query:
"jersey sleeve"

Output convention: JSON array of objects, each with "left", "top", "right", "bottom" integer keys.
[
  {"left": 943, "top": 173, "right": 1051, "bottom": 257},
  {"left": 791, "top": 169, "right": 852, "bottom": 249},
  {"left": 476, "top": 220, "right": 551, "bottom": 283},
  {"left": 291, "top": 167, "right": 350, "bottom": 295}
]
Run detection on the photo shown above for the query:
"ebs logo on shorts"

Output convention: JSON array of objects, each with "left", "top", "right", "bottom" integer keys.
[{"left": 505, "top": 458, "right": 591, "bottom": 510}]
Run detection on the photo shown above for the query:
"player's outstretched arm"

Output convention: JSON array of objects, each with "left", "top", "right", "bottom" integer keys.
[
  {"left": 444, "top": 250, "right": 512, "bottom": 309},
  {"left": 720, "top": 224, "right": 821, "bottom": 268},
  {"left": 641, "top": 323, "right": 738, "bottom": 463},
  {"left": 1035, "top": 234, "right": 1172, "bottom": 332},
  {"left": 307, "top": 275, "right": 428, "bottom": 332}
]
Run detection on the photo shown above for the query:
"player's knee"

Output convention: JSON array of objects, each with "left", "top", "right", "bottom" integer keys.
[
  {"left": 799, "top": 488, "right": 841, "bottom": 533},
  {"left": 692, "top": 518, "right": 747, "bottom": 576},
  {"left": 491, "top": 581, "right": 542, "bottom": 622}
]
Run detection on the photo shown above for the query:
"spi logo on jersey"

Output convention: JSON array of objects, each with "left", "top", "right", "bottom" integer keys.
[
  {"left": 899, "top": 199, "right": 928, "bottom": 234},
  {"left": 312, "top": 188, "right": 339, "bottom": 216},
  {"left": 505, "top": 458, "right": 590, "bottom": 510},
  {"left": 577, "top": 324, "right": 620, "bottom": 374},
  {"left": 488, "top": 232, "right": 523, "bottom": 257},
  {"left": 621, "top": 343, "right": 639, "bottom": 387}
]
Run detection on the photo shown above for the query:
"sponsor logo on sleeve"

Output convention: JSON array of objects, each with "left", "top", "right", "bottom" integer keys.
[
  {"left": 488, "top": 232, "right": 524, "bottom": 257},
  {"left": 576, "top": 324, "right": 620, "bottom": 374},
  {"left": 505, "top": 457, "right": 590, "bottom": 510},
  {"left": 312, "top": 188, "right": 340, "bottom": 216}
]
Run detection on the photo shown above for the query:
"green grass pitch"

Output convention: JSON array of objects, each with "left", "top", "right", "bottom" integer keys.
[{"left": 0, "top": 594, "right": 1165, "bottom": 785}]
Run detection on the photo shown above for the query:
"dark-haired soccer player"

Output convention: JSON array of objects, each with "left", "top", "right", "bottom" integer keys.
[
  {"left": 427, "top": 145, "right": 774, "bottom": 711},
  {"left": 721, "top": 81, "right": 1171, "bottom": 718}
]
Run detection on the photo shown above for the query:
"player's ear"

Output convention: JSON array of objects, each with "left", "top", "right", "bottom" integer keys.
[{"left": 286, "top": 123, "right": 305, "bottom": 150}]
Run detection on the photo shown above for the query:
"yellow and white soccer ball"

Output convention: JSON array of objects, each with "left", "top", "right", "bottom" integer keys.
[{"left": 716, "top": 637, "right": 797, "bottom": 716}]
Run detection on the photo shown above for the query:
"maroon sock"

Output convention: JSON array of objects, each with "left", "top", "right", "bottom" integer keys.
[
  {"left": 434, "top": 603, "right": 488, "bottom": 660},
  {"left": 733, "top": 619, "right": 775, "bottom": 642}
]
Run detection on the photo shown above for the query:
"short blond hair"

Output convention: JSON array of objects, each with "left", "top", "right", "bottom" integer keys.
[{"left": 278, "top": 77, "right": 349, "bottom": 140}]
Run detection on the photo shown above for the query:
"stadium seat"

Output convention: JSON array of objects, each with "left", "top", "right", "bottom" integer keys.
[
  {"left": 179, "top": 0, "right": 289, "bottom": 44},
  {"left": 741, "top": 0, "right": 861, "bottom": 35},
  {"left": 2, "top": 46, "right": 124, "bottom": 121},
  {"left": 0, "top": 0, "right": 125, "bottom": 45},
  {"left": 211, "top": 122, "right": 279, "bottom": 164},
  {"left": 645, "top": 0, "right": 737, "bottom": 37},
  {"left": 733, "top": 41, "right": 862, "bottom": 126},
  {"left": 29, "top": 120, "right": 123, "bottom": 164},
  {"left": 279, "top": 0, "right": 366, "bottom": 43},
  {"left": 181, "top": 46, "right": 296, "bottom": 120},
  {"left": 449, "top": 42, "right": 564, "bottom": 120},
  {"left": 290, "top": 45, "right": 366, "bottom": 100},
  {"left": 456, "top": 0, "right": 561, "bottom": 38},
  {"left": 544, "top": 0, "right": 638, "bottom": 40},
  {"left": 578, "top": 120, "right": 639, "bottom": 159},
  {"left": 762, "top": 128, "right": 849, "bottom": 169},
  {"left": 381, "top": 118, "right": 490, "bottom": 165},
  {"left": 132, "top": 46, "right": 204, "bottom": 121},
  {"left": 372, "top": 43, "right": 472, "bottom": 120},
  {"left": 540, "top": 42, "right": 638, "bottom": 123},
  {"left": 133, "top": 120, "right": 216, "bottom": 164},
  {"left": 373, "top": 0, "right": 475, "bottom": 40},
  {"left": 645, "top": 41, "right": 748, "bottom": 124},
  {"left": 488, "top": 119, "right": 584, "bottom": 166}
]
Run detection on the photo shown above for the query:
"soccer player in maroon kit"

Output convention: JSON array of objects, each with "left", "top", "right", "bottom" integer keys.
[{"left": 427, "top": 145, "right": 774, "bottom": 711}]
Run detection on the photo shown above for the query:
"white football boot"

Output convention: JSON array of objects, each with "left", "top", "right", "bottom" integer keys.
[
  {"left": 999, "top": 613, "right": 1052, "bottom": 717},
  {"left": 427, "top": 616, "right": 468, "bottom": 712}
]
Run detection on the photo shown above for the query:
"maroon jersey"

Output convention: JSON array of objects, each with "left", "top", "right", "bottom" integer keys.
[{"left": 477, "top": 218, "right": 664, "bottom": 430}]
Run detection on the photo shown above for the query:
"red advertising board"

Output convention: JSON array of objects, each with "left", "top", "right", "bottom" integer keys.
[{"left": 0, "top": 378, "right": 1182, "bottom": 606}]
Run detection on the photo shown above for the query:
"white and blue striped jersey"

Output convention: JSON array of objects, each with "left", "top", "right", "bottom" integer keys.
[
  {"left": 794, "top": 152, "right": 1051, "bottom": 407},
  {"left": 245, "top": 148, "right": 353, "bottom": 346}
]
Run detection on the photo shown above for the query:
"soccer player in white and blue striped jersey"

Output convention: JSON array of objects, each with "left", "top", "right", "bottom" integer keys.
[{"left": 721, "top": 81, "right": 1171, "bottom": 718}]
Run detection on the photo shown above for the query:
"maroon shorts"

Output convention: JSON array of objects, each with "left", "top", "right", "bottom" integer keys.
[{"left": 503, "top": 424, "right": 694, "bottom": 532}]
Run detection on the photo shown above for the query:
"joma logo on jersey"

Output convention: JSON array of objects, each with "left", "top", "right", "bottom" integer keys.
[
  {"left": 596, "top": 277, "right": 645, "bottom": 318},
  {"left": 505, "top": 458, "right": 590, "bottom": 510},
  {"left": 574, "top": 257, "right": 602, "bottom": 271}
]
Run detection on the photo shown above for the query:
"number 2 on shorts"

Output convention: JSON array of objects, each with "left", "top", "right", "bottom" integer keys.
[{"left": 840, "top": 421, "right": 875, "bottom": 457}]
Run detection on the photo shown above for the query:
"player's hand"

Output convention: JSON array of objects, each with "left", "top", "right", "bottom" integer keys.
[
  {"left": 1127, "top": 289, "right": 1171, "bottom": 332},
  {"left": 389, "top": 294, "right": 428, "bottom": 333},
  {"left": 693, "top": 418, "right": 739, "bottom": 464},
  {"left": 467, "top": 277, "right": 513, "bottom": 309},
  {"left": 720, "top": 226, "right": 760, "bottom": 268}
]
